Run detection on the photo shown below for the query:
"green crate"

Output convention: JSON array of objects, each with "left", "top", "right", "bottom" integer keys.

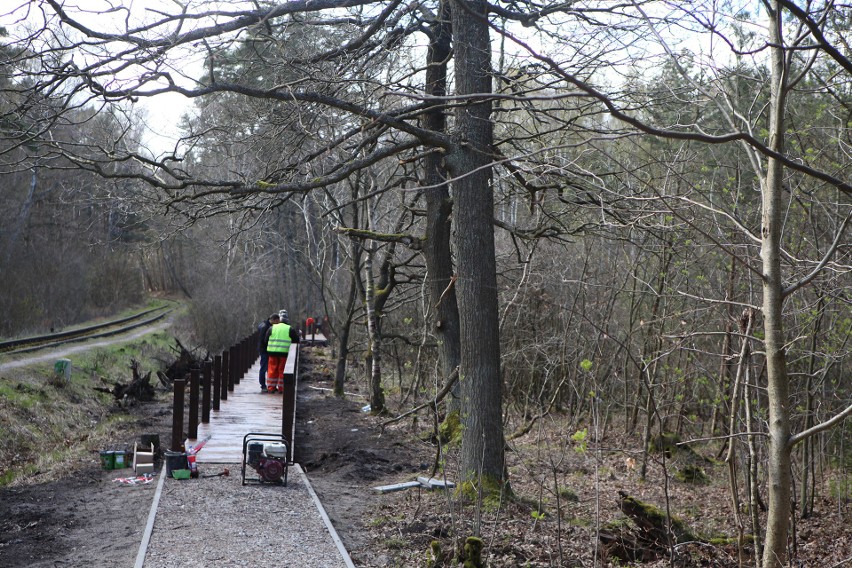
[
  {"left": 112, "top": 450, "right": 127, "bottom": 469},
  {"left": 99, "top": 450, "right": 114, "bottom": 470}
]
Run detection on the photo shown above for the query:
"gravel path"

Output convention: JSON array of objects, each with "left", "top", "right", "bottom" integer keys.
[{"left": 142, "top": 463, "right": 352, "bottom": 568}]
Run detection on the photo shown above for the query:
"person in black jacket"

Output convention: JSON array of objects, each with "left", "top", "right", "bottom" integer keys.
[{"left": 256, "top": 313, "right": 280, "bottom": 393}]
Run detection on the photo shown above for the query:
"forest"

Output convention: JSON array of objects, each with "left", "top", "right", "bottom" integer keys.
[{"left": 0, "top": 1, "right": 849, "bottom": 566}]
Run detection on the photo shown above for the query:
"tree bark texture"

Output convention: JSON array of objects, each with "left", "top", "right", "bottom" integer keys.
[
  {"left": 333, "top": 189, "right": 363, "bottom": 396},
  {"left": 364, "top": 246, "right": 386, "bottom": 413},
  {"left": 422, "top": 3, "right": 462, "bottom": 408},
  {"left": 762, "top": 4, "right": 793, "bottom": 565},
  {"left": 449, "top": 0, "right": 506, "bottom": 484}
]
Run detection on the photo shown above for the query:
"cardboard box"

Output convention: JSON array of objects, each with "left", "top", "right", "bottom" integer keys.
[{"left": 133, "top": 442, "right": 154, "bottom": 472}]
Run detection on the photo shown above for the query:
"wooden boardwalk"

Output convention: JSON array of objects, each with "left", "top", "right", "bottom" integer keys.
[
  {"left": 139, "top": 341, "right": 356, "bottom": 568},
  {"left": 189, "top": 350, "right": 298, "bottom": 464}
]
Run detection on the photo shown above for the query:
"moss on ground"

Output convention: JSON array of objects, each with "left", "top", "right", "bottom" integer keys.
[{"left": 438, "top": 410, "right": 462, "bottom": 445}]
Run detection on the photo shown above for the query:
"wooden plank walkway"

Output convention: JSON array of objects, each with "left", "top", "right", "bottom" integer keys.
[
  {"left": 302, "top": 331, "right": 327, "bottom": 345},
  {"left": 138, "top": 344, "right": 356, "bottom": 568},
  {"left": 189, "top": 351, "right": 297, "bottom": 464}
]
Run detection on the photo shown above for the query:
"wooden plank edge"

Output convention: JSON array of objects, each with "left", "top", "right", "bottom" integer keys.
[
  {"left": 417, "top": 476, "right": 456, "bottom": 489},
  {"left": 134, "top": 462, "right": 167, "bottom": 568},
  {"left": 372, "top": 480, "right": 423, "bottom": 493}
]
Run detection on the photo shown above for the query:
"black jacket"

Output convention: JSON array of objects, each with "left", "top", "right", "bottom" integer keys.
[{"left": 257, "top": 319, "right": 273, "bottom": 353}]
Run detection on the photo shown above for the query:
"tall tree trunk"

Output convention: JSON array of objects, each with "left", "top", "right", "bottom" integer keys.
[
  {"left": 762, "top": 4, "right": 793, "bottom": 565},
  {"left": 422, "top": 2, "right": 462, "bottom": 411},
  {"left": 800, "top": 293, "right": 823, "bottom": 518},
  {"left": 333, "top": 182, "right": 364, "bottom": 397},
  {"left": 450, "top": 0, "right": 506, "bottom": 486},
  {"left": 364, "top": 245, "right": 386, "bottom": 414},
  {"left": 711, "top": 258, "right": 737, "bottom": 438},
  {"left": 3, "top": 167, "right": 38, "bottom": 265},
  {"left": 334, "top": 266, "right": 358, "bottom": 397},
  {"left": 744, "top": 358, "right": 762, "bottom": 568},
  {"left": 725, "top": 309, "right": 755, "bottom": 565}
]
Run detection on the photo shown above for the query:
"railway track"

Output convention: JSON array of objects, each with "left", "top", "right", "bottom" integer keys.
[{"left": 0, "top": 305, "right": 175, "bottom": 355}]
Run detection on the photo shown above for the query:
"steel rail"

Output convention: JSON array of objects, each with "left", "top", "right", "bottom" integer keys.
[{"left": 0, "top": 307, "right": 174, "bottom": 354}]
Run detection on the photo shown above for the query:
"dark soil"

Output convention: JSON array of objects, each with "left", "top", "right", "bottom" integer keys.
[
  {"left": 0, "top": 405, "right": 174, "bottom": 567},
  {"left": 294, "top": 352, "right": 434, "bottom": 564},
  {"left": 1, "top": 344, "right": 849, "bottom": 567},
  {"left": 0, "top": 345, "right": 430, "bottom": 568}
]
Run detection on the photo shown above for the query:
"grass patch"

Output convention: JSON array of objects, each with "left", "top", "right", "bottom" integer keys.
[
  {"left": 0, "top": 329, "right": 177, "bottom": 487},
  {"left": 558, "top": 486, "right": 580, "bottom": 503},
  {"left": 382, "top": 537, "right": 408, "bottom": 549}
]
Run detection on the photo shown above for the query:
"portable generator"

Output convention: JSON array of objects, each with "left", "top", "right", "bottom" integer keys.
[{"left": 241, "top": 433, "right": 289, "bottom": 486}]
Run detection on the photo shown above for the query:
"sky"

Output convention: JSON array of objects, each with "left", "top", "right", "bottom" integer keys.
[
  {"left": 2, "top": 1, "right": 204, "bottom": 155},
  {"left": 2, "top": 0, "right": 770, "bottom": 157},
  {"left": 139, "top": 87, "right": 197, "bottom": 156}
]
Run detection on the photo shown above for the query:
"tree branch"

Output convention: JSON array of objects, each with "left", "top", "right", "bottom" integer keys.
[
  {"left": 788, "top": 403, "right": 852, "bottom": 448},
  {"left": 335, "top": 226, "right": 424, "bottom": 250},
  {"left": 380, "top": 366, "right": 459, "bottom": 430}
]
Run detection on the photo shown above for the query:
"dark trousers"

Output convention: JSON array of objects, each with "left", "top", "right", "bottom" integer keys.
[{"left": 258, "top": 352, "right": 269, "bottom": 388}]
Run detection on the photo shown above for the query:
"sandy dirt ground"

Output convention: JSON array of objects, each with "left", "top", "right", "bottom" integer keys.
[{"left": 0, "top": 343, "right": 427, "bottom": 568}]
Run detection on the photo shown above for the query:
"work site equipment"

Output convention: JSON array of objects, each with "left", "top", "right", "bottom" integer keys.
[{"left": 241, "top": 432, "right": 289, "bottom": 486}]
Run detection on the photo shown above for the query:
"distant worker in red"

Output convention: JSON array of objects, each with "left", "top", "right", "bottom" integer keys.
[
  {"left": 306, "top": 316, "right": 315, "bottom": 339},
  {"left": 265, "top": 312, "right": 299, "bottom": 393}
]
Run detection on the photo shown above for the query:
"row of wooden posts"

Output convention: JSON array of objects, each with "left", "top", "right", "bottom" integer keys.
[{"left": 170, "top": 329, "right": 300, "bottom": 462}]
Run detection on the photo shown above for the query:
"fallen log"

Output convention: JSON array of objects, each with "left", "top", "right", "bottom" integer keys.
[
  {"left": 95, "top": 372, "right": 155, "bottom": 404},
  {"left": 599, "top": 491, "right": 700, "bottom": 564},
  {"left": 599, "top": 521, "right": 660, "bottom": 563},
  {"left": 617, "top": 490, "right": 696, "bottom": 548}
]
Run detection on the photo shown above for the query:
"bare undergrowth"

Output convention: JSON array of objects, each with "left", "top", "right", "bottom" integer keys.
[{"left": 0, "top": 339, "right": 848, "bottom": 567}]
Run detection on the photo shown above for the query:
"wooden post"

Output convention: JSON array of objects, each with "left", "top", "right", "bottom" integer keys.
[
  {"left": 171, "top": 378, "right": 185, "bottom": 452},
  {"left": 233, "top": 342, "right": 242, "bottom": 385},
  {"left": 281, "top": 347, "right": 299, "bottom": 462},
  {"left": 212, "top": 354, "right": 222, "bottom": 410},
  {"left": 201, "top": 360, "right": 211, "bottom": 423},
  {"left": 188, "top": 367, "right": 199, "bottom": 439},
  {"left": 240, "top": 337, "right": 248, "bottom": 378},
  {"left": 228, "top": 345, "right": 237, "bottom": 391},
  {"left": 221, "top": 349, "right": 230, "bottom": 401}
]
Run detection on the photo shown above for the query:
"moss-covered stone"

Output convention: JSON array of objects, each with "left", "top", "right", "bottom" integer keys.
[
  {"left": 675, "top": 465, "right": 709, "bottom": 484},
  {"left": 461, "top": 536, "right": 484, "bottom": 568}
]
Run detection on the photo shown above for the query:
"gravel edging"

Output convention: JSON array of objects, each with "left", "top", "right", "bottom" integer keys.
[{"left": 141, "top": 464, "right": 353, "bottom": 568}]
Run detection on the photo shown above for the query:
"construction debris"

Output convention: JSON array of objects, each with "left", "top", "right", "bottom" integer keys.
[{"left": 372, "top": 477, "right": 455, "bottom": 494}]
